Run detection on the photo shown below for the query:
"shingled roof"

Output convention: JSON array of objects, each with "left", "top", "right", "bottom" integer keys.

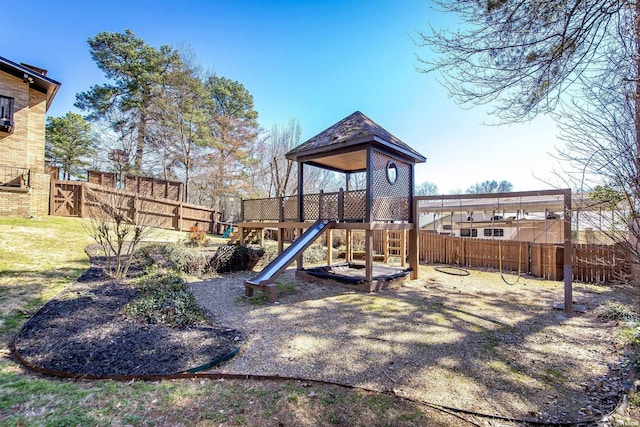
[{"left": 285, "top": 111, "right": 426, "bottom": 167}]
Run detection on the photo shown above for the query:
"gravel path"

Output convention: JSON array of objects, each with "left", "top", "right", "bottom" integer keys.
[{"left": 190, "top": 266, "right": 635, "bottom": 424}]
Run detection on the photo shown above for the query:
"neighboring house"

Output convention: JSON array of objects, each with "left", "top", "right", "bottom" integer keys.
[
  {"left": 0, "top": 56, "right": 60, "bottom": 216},
  {"left": 420, "top": 210, "right": 565, "bottom": 243},
  {"left": 419, "top": 209, "right": 615, "bottom": 244}
]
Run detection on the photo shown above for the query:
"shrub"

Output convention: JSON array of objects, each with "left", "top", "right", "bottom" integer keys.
[
  {"left": 302, "top": 243, "right": 326, "bottom": 264},
  {"left": 597, "top": 301, "right": 640, "bottom": 348},
  {"left": 187, "top": 225, "right": 209, "bottom": 246},
  {"left": 122, "top": 272, "right": 208, "bottom": 327},
  {"left": 135, "top": 243, "right": 264, "bottom": 276},
  {"left": 134, "top": 243, "right": 214, "bottom": 275},
  {"left": 596, "top": 301, "right": 638, "bottom": 322}
]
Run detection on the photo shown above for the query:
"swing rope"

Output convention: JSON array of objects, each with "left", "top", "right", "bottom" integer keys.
[{"left": 499, "top": 199, "right": 524, "bottom": 286}]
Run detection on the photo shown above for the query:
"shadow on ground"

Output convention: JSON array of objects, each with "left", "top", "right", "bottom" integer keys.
[{"left": 191, "top": 265, "right": 636, "bottom": 424}]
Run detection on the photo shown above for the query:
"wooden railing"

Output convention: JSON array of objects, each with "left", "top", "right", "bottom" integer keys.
[
  {"left": 50, "top": 180, "right": 222, "bottom": 233},
  {"left": 0, "top": 165, "right": 29, "bottom": 188},
  {"left": 242, "top": 189, "right": 366, "bottom": 222}
]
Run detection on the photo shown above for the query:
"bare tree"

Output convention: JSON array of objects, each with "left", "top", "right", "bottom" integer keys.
[
  {"left": 83, "top": 184, "right": 163, "bottom": 278},
  {"left": 416, "top": 1, "right": 638, "bottom": 124},
  {"left": 264, "top": 119, "right": 301, "bottom": 197},
  {"left": 415, "top": 181, "right": 439, "bottom": 196},
  {"left": 204, "top": 115, "right": 259, "bottom": 211},
  {"left": 417, "top": 0, "right": 640, "bottom": 274},
  {"left": 554, "top": 54, "right": 640, "bottom": 265},
  {"left": 466, "top": 180, "right": 513, "bottom": 194},
  {"left": 253, "top": 118, "right": 307, "bottom": 197}
]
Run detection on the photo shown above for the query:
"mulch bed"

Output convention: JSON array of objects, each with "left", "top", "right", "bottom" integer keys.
[{"left": 12, "top": 262, "right": 243, "bottom": 377}]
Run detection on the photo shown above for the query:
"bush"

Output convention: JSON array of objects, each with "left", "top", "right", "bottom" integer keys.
[
  {"left": 187, "top": 225, "right": 209, "bottom": 246},
  {"left": 135, "top": 243, "right": 265, "bottom": 276},
  {"left": 302, "top": 243, "right": 326, "bottom": 264},
  {"left": 597, "top": 301, "right": 640, "bottom": 348},
  {"left": 122, "top": 272, "right": 208, "bottom": 327},
  {"left": 596, "top": 301, "right": 638, "bottom": 322},
  {"left": 134, "top": 243, "right": 214, "bottom": 275}
]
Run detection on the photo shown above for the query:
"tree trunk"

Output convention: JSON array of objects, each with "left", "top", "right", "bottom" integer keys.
[
  {"left": 184, "top": 160, "right": 190, "bottom": 203},
  {"left": 631, "top": 2, "right": 640, "bottom": 284},
  {"left": 134, "top": 113, "right": 147, "bottom": 173}
]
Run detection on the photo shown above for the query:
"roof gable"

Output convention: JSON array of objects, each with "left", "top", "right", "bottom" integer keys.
[{"left": 285, "top": 111, "right": 426, "bottom": 166}]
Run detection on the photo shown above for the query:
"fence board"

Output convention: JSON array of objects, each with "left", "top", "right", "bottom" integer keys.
[
  {"left": 572, "top": 243, "right": 630, "bottom": 283},
  {"left": 50, "top": 180, "right": 221, "bottom": 233},
  {"left": 418, "top": 231, "right": 627, "bottom": 283}
]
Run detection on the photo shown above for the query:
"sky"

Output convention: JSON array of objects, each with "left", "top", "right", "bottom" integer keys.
[{"left": 3, "top": 0, "right": 566, "bottom": 194}]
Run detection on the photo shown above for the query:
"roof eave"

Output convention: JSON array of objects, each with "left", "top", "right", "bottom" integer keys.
[
  {"left": 286, "top": 134, "right": 426, "bottom": 164},
  {"left": 0, "top": 56, "right": 61, "bottom": 110},
  {"left": 285, "top": 135, "right": 374, "bottom": 161},
  {"left": 371, "top": 135, "right": 426, "bottom": 163}
]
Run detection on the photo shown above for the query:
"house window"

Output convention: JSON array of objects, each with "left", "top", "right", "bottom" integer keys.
[
  {"left": 460, "top": 228, "right": 477, "bottom": 237},
  {"left": 0, "top": 96, "right": 14, "bottom": 133},
  {"left": 484, "top": 228, "right": 505, "bottom": 237}
]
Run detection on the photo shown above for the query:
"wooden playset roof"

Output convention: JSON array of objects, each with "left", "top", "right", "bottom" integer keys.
[{"left": 285, "top": 111, "right": 426, "bottom": 172}]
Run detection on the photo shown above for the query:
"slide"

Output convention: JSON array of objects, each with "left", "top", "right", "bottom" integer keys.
[{"left": 245, "top": 220, "right": 334, "bottom": 287}]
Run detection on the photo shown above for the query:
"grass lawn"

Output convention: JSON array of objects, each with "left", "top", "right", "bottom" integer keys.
[{"left": 0, "top": 216, "right": 460, "bottom": 426}]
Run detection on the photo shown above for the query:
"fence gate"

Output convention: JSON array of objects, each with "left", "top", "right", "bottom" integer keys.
[{"left": 50, "top": 181, "right": 82, "bottom": 216}]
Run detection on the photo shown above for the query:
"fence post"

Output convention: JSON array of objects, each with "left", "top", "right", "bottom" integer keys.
[
  {"left": 319, "top": 189, "right": 324, "bottom": 220},
  {"left": 79, "top": 183, "right": 85, "bottom": 218},
  {"left": 176, "top": 202, "right": 183, "bottom": 231},
  {"left": 532, "top": 243, "right": 542, "bottom": 277},
  {"left": 49, "top": 179, "right": 55, "bottom": 215},
  {"left": 211, "top": 207, "right": 217, "bottom": 234},
  {"left": 338, "top": 188, "right": 344, "bottom": 222},
  {"left": 131, "top": 193, "right": 138, "bottom": 224},
  {"left": 563, "top": 190, "right": 573, "bottom": 314},
  {"left": 279, "top": 197, "right": 284, "bottom": 222}
]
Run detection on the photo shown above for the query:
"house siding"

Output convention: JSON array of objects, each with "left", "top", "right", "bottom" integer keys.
[{"left": 0, "top": 66, "right": 54, "bottom": 216}]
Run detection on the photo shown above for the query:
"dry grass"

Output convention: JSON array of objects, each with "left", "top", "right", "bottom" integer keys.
[
  {"left": 1, "top": 217, "right": 463, "bottom": 426},
  {"left": 193, "top": 265, "right": 640, "bottom": 424}
]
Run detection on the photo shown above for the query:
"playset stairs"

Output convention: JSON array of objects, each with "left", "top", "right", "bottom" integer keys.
[{"left": 227, "top": 228, "right": 259, "bottom": 245}]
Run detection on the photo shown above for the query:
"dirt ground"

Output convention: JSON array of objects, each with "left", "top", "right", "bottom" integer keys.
[
  {"left": 11, "top": 254, "right": 639, "bottom": 425},
  {"left": 191, "top": 265, "right": 639, "bottom": 425}
]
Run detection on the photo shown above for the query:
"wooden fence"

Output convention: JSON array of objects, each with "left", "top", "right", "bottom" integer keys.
[
  {"left": 49, "top": 180, "right": 222, "bottom": 234},
  {"left": 418, "top": 232, "right": 630, "bottom": 283},
  {"left": 125, "top": 175, "right": 183, "bottom": 202}
]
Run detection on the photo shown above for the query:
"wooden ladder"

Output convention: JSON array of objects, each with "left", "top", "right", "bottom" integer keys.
[{"left": 384, "top": 230, "right": 407, "bottom": 266}]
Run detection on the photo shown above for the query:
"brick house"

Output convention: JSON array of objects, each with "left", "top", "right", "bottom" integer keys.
[{"left": 0, "top": 56, "right": 60, "bottom": 216}]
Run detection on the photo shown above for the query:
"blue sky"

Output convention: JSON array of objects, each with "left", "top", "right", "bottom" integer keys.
[{"left": 4, "top": 0, "right": 564, "bottom": 193}]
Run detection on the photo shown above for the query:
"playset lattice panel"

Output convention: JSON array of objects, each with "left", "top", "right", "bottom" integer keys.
[
  {"left": 260, "top": 197, "right": 280, "bottom": 221},
  {"left": 371, "top": 151, "right": 410, "bottom": 221},
  {"left": 242, "top": 198, "right": 277, "bottom": 221},
  {"left": 344, "top": 189, "right": 366, "bottom": 221},
  {"left": 283, "top": 195, "right": 298, "bottom": 221},
  {"left": 319, "top": 191, "right": 339, "bottom": 220},
  {"left": 241, "top": 189, "right": 368, "bottom": 222},
  {"left": 303, "top": 193, "right": 320, "bottom": 220}
]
